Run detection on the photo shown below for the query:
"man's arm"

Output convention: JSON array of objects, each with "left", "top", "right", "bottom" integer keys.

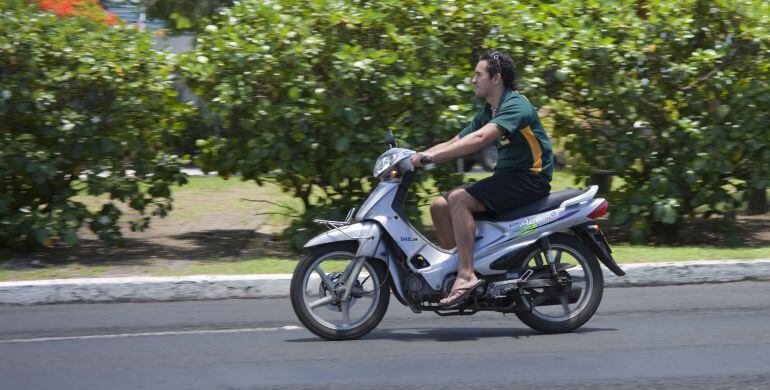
[
  {"left": 423, "top": 135, "right": 461, "bottom": 155},
  {"left": 414, "top": 123, "right": 502, "bottom": 166}
]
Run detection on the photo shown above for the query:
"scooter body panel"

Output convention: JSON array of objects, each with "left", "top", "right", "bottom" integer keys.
[{"left": 345, "top": 172, "right": 607, "bottom": 289}]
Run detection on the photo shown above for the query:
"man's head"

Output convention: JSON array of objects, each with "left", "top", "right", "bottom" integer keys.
[{"left": 472, "top": 50, "right": 517, "bottom": 101}]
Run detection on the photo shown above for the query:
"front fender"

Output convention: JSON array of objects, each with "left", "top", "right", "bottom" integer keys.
[{"left": 304, "top": 222, "right": 384, "bottom": 259}]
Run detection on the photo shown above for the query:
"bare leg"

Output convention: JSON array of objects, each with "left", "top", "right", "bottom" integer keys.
[
  {"left": 430, "top": 197, "right": 455, "bottom": 249},
  {"left": 440, "top": 189, "right": 486, "bottom": 305}
]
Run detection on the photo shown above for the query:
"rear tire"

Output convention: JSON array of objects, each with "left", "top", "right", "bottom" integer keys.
[
  {"left": 512, "top": 233, "right": 604, "bottom": 333},
  {"left": 290, "top": 242, "right": 390, "bottom": 340}
]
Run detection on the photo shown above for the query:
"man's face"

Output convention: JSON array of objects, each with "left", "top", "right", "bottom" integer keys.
[{"left": 472, "top": 60, "right": 498, "bottom": 99}]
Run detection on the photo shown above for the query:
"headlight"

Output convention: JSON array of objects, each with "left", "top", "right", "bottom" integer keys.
[
  {"left": 373, "top": 154, "right": 397, "bottom": 177},
  {"left": 372, "top": 148, "right": 414, "bottom": 177}
]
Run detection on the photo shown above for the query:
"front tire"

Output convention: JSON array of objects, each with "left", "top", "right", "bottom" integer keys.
[
  {"left": 290, "top": 242, "right": 390, "bottom": 340},
  {"left": 512, "top": 233, "right": 604, "bottom": 334}
]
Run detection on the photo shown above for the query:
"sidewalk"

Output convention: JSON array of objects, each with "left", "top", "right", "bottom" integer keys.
[{"left": 2, "top": 260, "right": 770, "bottom": 305}]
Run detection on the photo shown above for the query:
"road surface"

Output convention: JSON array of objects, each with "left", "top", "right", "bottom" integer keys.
[{"left": 1, "top": 282, "right": 769, "bottom": 389}]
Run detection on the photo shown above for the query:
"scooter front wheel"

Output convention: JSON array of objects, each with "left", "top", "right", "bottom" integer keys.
[{"left": 290, "top": 242, "right": 390, "bottom": 340}]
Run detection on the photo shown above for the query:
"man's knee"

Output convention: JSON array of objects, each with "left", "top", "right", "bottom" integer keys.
[
  {"left": 447, "top": 189, "right": 484, "bottom": 213},
  {"left": 430, "top": 197, "right": 449, "bottom": 215}
]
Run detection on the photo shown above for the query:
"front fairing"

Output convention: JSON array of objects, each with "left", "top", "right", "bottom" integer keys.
[
  {"left": 355, "top": 180, "right": 400, "bottom": 221},
  {"left": 358, "top": 149, "right": 416, "bottom": 221}
]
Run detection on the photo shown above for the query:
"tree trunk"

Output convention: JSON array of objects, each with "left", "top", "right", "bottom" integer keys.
[
  {"left": 651, "top": 221, "right": 681, "bottom": 245},
  {"left": 636, "top": 0, "right": 649, "bottom": 20},
  {"left": 589, "top": 170, "right": 613, "bottom": 196},
  {"left": 747, "top": 188, "right": 768, "bottom": 215}
]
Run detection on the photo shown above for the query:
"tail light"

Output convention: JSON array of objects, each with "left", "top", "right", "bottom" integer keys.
[{"left": 588, "top": 200, "right": 609, "bottom": 219}]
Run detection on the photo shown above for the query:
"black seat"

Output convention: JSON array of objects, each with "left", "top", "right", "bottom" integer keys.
[{"left": 474, "top": 188, "right": 586, "bottom": 222}]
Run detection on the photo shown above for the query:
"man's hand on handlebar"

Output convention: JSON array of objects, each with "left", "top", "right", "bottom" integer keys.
[{"left": 411, "top": 153, "right": 433, "bottom": 168}]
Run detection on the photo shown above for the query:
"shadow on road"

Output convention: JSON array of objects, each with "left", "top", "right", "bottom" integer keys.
[{"left": 286, "top": 326, "right": 617, "bottom": 342}]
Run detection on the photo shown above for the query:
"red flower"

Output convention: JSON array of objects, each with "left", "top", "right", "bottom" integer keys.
[{"left": 32, "top": 0, "right": 119, "bottom": 25}]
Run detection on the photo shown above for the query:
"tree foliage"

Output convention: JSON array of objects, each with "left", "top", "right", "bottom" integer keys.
[
  {"left": 182, "top": 0, "right": 502, "bottom": 247},
  {"left": 543, "top": 0, "right": 770, "bottom": 241},
  {"left": 184, "top": 0, "right": 769, "bottom": 247},
  {"left": 0, "top": 0, "right": 192, "bottom": 250},
  {"left": 144, "top": 0, "right": 233, "bottom": 33}
]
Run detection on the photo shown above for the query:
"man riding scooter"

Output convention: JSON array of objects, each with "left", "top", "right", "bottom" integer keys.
[{"left": 411, "top": 50, "right": 554, "bottom": 307}]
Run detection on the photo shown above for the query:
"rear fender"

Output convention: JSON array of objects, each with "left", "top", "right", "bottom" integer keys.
[{"left": 572, "top": 224, "right": 626, "bottom": 276}]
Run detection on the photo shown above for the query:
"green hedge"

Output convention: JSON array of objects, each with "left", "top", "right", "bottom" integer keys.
[
  {"left": 6, "top": 0, "right": 765, "bottom": 251},
  {"left": 0, "top": 1, "right": 193, "bottom": 250},
  {"left": 182, "top": 1, "right": 492, "bottom": 246},
  {"left": 543, "top": 0, "right": 770, "bottom": 241},
  {"left": 181, "top": 0, "right": 567, "bottom": 248},
  {"left": 184, "top": 0, "right": 769, "bottom": 246}
]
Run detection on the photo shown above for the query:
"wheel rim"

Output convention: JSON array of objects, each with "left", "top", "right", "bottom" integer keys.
[
  {"left": 519, "top": 243, "right": 594, "bottom": 322},
  {"left": 301, "top": 251, "right": 381, "bottom": 331}
]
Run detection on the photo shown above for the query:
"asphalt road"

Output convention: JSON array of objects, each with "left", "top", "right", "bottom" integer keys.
[{"left": 1, "top": 282, "right": 770, "bottom": 390}]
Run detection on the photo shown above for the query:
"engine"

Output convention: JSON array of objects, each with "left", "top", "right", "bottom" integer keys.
[
  {"left": 405, "top": 273, "right": 529, "bottom": 308},
  {"left": 405, "top": 273, "right": 448, "bottom": 303}
]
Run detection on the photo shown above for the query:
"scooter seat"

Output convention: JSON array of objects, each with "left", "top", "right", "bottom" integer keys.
[{"left": 474, "top": 188, "right": 586, "bottom": 222}]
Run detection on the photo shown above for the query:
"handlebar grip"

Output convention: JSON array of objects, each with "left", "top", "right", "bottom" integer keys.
[{"left": 420, "top": 155, "right": 433, "bottom": 164}]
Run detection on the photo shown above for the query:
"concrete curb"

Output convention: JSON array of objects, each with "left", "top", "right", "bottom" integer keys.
[
  {"left": 0, "top": 275, "right": 292, "bottom": 306},
  {"left": 603, "top": 259, "right": 770, "bottom": 287},
  {"left": 2, "top": 260, "right": 770, "bottom": 305}
]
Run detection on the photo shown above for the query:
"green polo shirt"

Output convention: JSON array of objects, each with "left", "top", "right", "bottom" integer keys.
[{"left": 458, "top": 89, "right": 553, "bottom": 181}]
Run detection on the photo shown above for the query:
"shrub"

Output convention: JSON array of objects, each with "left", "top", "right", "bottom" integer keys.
[
  {"left": 181, "top": 0, "right": 508, "bottom": 248},
  {"left": 0, "top": 0, "right": 193, "bottom": 250},
  {"left": 183, "top": 0, "right": 769, "bottom": 248},
  {"left": 545, "top": 0, "right": 770, "bottom": 241}
]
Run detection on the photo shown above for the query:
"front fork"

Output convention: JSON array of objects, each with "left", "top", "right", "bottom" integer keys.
[{"left": 338, "top": 256, "right": 367, "bottom": 302}]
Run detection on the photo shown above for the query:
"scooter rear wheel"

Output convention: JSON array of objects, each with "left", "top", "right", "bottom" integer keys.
[
  {"left": 512, "top": 233, "right": 604, "bottom": 333},
  {"left": 290, "top": 242, "right": 390, "bottom": 340}
]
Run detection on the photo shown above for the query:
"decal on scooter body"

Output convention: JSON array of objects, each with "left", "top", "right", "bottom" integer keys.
[{"left": 510, "top": 209, "right": 580, "bottom": 238}]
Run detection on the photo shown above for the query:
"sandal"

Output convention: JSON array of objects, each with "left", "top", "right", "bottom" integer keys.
[{"left": 439, "top": 279, "right": 485, "bottom": 309}]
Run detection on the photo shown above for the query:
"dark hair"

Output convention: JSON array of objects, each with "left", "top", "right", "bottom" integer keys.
[{"left": 479, "top": 50, "right": 517, "bottom": 90}]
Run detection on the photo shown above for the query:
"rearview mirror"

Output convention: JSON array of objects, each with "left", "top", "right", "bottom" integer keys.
[{"left": 384, "top": 131, "right": 397, "bottom": 149}]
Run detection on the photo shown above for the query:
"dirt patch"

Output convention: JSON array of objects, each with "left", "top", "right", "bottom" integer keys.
[
  {"left": 4, "top": 179, "right": 297, "bottom": 272},
  {"left": 601, "top": 214, "right": 770, "bottom": 247}
]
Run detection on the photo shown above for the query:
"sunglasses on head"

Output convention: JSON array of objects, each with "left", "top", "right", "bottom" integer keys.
[{"left": 489, "top": 51, "right": 502, "bottom": 75}]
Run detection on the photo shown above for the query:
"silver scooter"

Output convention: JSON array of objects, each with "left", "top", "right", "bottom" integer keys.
[{"left": 290, "top": 131, "right": 625, "bottom": 340}]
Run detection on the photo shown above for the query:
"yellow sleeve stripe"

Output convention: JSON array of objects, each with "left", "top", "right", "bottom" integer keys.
[{"left": 520, "top": 125, "right": 543, "bottom": 173}]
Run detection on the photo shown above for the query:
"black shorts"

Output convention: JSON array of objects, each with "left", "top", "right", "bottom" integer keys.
[{"left": 443, "top": 171, "right": 551, "bottom": 216}]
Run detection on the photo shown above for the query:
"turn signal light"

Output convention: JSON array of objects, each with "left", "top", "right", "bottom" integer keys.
[{"left": 588, "top": 200, "right": 609, "bottom": 219}]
